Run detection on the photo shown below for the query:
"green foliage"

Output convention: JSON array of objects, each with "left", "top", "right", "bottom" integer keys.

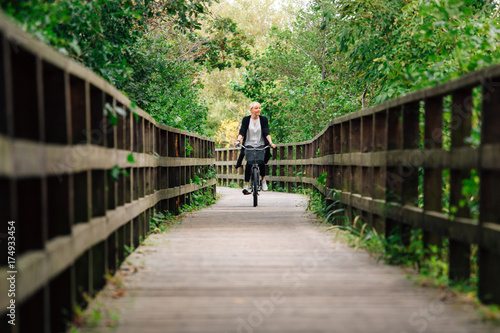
[
  {"left": 191, "top": 166, "right": 215, "bottom": 186},
  {"left": 201, "top": 16, "right": 254, "bottom": 70},
  {"left": 110, "top": 165, "right": 129, "bottom": 182},
  {"left": 204, "top": 165, "right": 217, "bottom": 179},
  {"left": 383, "top": 228, "right": 425, "bottom": 267},
  {"left": 149, "top": 210, "right": 176, "bottom": 233},
  {"left": 477, "top": 304, "right": 500, "bottom": 325},
  {"left": 71, "top": 302, "right": 102, "bottom": 330},
  {"left": 7, "top": 0, "right": 500, "bottom": 144},
  {"left": 3, "top": 0, "right": 256, "bottom": 136},
  {"left": 104, "top": 102, "right": 126, "bottom": 126},
  {"left": 186, "top": 141, "right": 194, "bottom": 156},
  {"left": 180, "top": 188, "right": 217, "bottom": 212},
  {"left": 124, "top": 244, "right": 135, "bottom": 255},
  {"left": 316, "top": 171, "right": 327, "bottom": 188},
  {"left": 119, "top": 33, "right": 210, "bottom": 133},
  {"left": 147, "top": 0, "right": 215, "bottom": 31},
  {"left": 305, "top": 189, "right": 323, "bottom": 213},
  {"left": 460, "top": 169, "right": 480, "bottom": 220},
  {"left": 234, "top": 0, "right": 500, "bottom": 144},
  {"left": 271, "top": 185, "right": 287, "bottom": 192},
  {"left": 420, "top": 243, "right": 450, "bottom": 286},
  {"left": 332, "top": 219, "right": 385, "bottom": 255},
  {"left": 4, "top": 0, "right": 144, "bottom": 85},
  {"left": 70, "top": 295, "right": 119, "bottom": 331},
  {"left": 231, "top": 68, "right": 285, "bottom": 139},
  {"left": 191, "top": 175, "right": 207, "bottom": 187},
  {"left": 228, "top": 181, "right": 240, "bottom": 188},
  {"left": 306, "top": 188, "right": 346, "bottom": 225}
]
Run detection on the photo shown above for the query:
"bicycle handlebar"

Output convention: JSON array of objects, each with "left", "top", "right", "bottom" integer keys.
[{"left": 237, "top": 144, "right": 270, "bottom": 150}]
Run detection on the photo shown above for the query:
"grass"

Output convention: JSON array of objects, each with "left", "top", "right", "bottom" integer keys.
[
  {"left": 69, "top": 284, "right": 121, "bottom": 331},
  {"left": 148, "top": 189, "right": 217, "bottom": 233},
  {"left": 149, "top": 210, "right": 179, "bottom": 234},
  {"left": 228, "top": 181, "right": 240, "bottom": 188},
  {"left": 180, "top": 188, "right": 218, "bottom": 213}
]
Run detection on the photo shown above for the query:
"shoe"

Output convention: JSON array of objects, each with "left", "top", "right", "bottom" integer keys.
[
  {"left": 242, "top": 189, "right": 251, "bottom": 195},
  {"left": 261, "top": 181, "right": 268, "bottom": 191}
]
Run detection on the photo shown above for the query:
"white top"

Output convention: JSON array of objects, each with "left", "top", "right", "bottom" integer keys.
[{"left": 246, "top": 117, "right": 264, "bottom": 146}]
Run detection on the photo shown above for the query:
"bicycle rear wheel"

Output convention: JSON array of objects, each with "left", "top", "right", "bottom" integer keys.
[{"left": 252, "top": 166, "right": 259, "bottom": 207}]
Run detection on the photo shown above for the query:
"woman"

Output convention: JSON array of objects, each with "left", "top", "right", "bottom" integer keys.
[{"left": 234, "top": 102, "right": 277, "bottom": 194}]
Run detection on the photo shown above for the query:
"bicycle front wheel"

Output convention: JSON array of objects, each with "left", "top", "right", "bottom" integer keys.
[{"left": 252, "top": 167, "right": 259, "bottom": 207}]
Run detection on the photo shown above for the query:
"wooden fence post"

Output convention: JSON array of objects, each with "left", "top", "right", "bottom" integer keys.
[
  {"left": 449, "top": 87, "right": 473, "bottom": 283},
  {"left": 479, "top": 77, "right": 500, "bottom": 304},
  {"left": 423, "top": 96, "right": 444, "bottom": 248},
  {"left": 386, "top": 106, "right": 404, "bottom": 241},
  {"left": 287, "top": 145, "right": 294, "bottom": 192}
]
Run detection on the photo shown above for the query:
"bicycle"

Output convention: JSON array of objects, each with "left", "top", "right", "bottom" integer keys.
[{"left": 238, "top": 144, "right": 269, "bottom": 207}]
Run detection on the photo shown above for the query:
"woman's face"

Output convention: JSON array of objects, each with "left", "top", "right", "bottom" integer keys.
[{"left": 250, "top": 104, "right": 261, "bottom": 117}]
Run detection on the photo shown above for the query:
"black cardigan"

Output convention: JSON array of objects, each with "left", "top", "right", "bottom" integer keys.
[
  {"left": 236, "top": 115, "right": 271, "bottom": 167},
  {"left": 238, "top": 115, "right": 271, "bottom": 145}
]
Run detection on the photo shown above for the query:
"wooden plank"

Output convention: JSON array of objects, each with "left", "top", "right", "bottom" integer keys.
[
  {"left": 481, "top": 223, "right": 500, "bottom": 255},
  {"left": 481, "top": 143, "right": 500, "bottom": 170},
  {"left": 79, "top": 188, "right": 495, "bottom": 333}
]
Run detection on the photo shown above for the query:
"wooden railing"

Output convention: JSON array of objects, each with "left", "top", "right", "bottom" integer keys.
[
  {"left": 217, "top": 60, "right": 500, "bottom": 305},
  {"left": 0, "top": 13, "right": 215, "bottom": 332}
]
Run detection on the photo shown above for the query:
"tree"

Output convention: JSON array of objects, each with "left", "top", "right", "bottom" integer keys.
[
  {"left": 199, "top": 0, "right": 301, "bottom": 144},
  {"left": 233, "top": 0, "right": 500, "bottom": 143},
  {"left": 232, "top": 0, "right": 347, "bottom": 142},
  {"left": 2, "top": 0, "right": 256, "bottom": 134}
]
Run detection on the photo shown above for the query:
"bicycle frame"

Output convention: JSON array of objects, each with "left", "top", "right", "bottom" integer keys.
[{"left": 238, "top": 144, "right": 269, "bottom": 207}]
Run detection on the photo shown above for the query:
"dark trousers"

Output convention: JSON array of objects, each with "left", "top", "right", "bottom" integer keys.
[{"left": 244, "top": 163, "right": 266, "bottom": 182}]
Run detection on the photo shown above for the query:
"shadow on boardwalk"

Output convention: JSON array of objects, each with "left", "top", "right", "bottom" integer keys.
[{"left": 80, "top": 187, "right": 498, "bottom": 333}]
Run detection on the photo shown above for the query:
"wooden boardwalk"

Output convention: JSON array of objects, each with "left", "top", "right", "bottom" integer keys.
[{"left": 83, "top": 187, "right": 497, "bottom": 333}]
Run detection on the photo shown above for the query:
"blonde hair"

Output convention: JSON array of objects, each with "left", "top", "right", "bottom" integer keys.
[{"left": 249, "top": 102, "right": 261, "bottom": 111}]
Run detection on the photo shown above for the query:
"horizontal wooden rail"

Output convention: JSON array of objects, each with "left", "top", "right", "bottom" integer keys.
[
  {"left": 217, "top": 53, "right": 500, "bottom": 306},
  {"left": 216, "top": 146, "right": 500, "bottom": 169},
  {"left": 0, "top": 13, "right": 215, "bottom": 332}
]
